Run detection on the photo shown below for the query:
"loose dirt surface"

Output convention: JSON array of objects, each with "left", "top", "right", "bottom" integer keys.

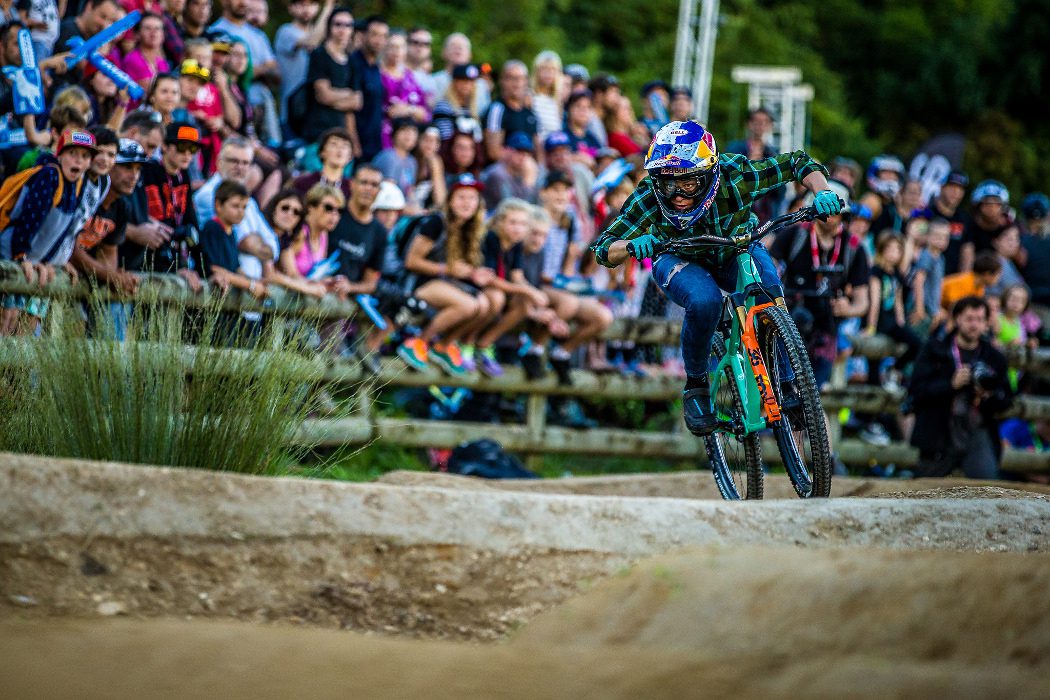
[{"left": 3, "top": 453, "right": 1050, "bottom": 698}]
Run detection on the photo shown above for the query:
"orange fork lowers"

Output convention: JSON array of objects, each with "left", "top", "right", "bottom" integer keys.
[{"left": 738, "top": 302, "right": 782, "bottom": 423}]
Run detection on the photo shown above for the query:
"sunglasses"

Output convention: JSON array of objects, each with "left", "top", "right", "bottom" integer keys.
[
  {"left": 175, "top": 143, "right": 200, "bottom": 154},
  {"left": 331, "top": 20, "right": 354, "bottom": 28},
  {"left": 409, "top": 39, "right": 431, "bottom": 46},
  {"left": 321, "top": 203, "right": 340, "bottom": 213},
  {"left": 278, "top": 203, "right": 303, "bottom": 216}
]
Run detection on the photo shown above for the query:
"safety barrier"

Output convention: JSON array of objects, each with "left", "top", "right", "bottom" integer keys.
[{"left": 2, "top": 261, "right": 1049, "bottom": 473}]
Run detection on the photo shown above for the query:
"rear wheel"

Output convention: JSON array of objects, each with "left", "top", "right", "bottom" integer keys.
[
  {"left": 703, "top": 332, "right": 763, "bottom": 500},
  {"left": 757, "top": 305, "right": 832, "bottom": 498}
]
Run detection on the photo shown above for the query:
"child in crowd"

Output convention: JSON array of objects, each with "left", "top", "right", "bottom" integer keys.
[
  {"left": 996, "top": 284, "right": 1041, "bottom": 392},
  {"left": 908, "top": 217, "right": 950, "bottom": 336},
  {"left": 194, "top": 179, "right": 267, "bottom": 299},
  {"left": 373, "top": 117, "right": 420, "bottom": 200},
  {"left": 941, "top": 251, "right": 1003, "bottom": 313},
  {"left": 0, "top": 129, "right": 96, "bottom": 334},
  {"left": 865, "top": 230, "right": 921, "bottom": 385}
]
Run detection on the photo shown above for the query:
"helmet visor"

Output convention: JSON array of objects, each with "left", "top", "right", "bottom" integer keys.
[{"left": 653, "top": 171, "right": 712, "bottom": 200}]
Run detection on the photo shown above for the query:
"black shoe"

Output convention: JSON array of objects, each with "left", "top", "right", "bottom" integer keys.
[
  {"left": 521, "top": 352, "right": 547, "bottom": 381},
  {"left": 550, "top": 355, "right": 573, "bottom": 386},
  {"left": 683, "top": 387, "right": 717, "bottom": 436}
]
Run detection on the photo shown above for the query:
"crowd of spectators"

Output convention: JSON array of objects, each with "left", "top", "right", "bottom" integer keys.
[{"left": 0, "top": 1, "right": 1048, "bottom": 467}]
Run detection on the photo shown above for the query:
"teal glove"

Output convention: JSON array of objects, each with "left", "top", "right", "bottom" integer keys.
[
  {"left": 628, "top": 234, "right": 659, "bottom": 259},
  {"left": 813, "top": 190, "right": 844, "bottom": 217}
]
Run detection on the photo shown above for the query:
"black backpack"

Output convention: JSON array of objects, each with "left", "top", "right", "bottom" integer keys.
[{"left": 447, "top": 439, "right": 539, "bottom": 479}]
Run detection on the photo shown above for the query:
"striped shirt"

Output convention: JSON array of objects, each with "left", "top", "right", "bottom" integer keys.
[{"left": 592, "top": 150, "right": 827, "bottom": 266}]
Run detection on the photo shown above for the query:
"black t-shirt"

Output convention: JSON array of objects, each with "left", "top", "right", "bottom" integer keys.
[
  {"left": 414, "top": 213, "right": 448, "bottom": 263},
  {"left": 481, "top": 230, "right": 523, "bottom": 280},
  {"left": 521, "top": 250, "right": 543, "bottom": 287},
  {"left": 484, "top": 100, "right": 539, "bottom": 139},
  {"left": 304, "top": 45, "right": 359, "bottom": 141},
  {"left": 328, "top": 210, "right": 385, "bottom": 282},
  {"left": 193, "top": 218, "right": 241, "bottom": 279},
  {"left": 77, "top": 196, "right": 129, "bottom": 252},
  {"left": 1021, "top": 233, "right": 1050, "bottom": 303},
  {"left": 769, "top": 224, "right": 870, "bottom": 334},
  {"left": 350, "top": 49, "right": 384, "bottom": 161},
  {"left": 119, "top": 161, "right": 196, "bottom": 272},
  {"left": 964, "top": 217, "right": 1008, "bottom": 256}
]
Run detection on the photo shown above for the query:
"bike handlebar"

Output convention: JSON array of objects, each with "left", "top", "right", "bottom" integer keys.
[{"left": 625, "top": 200, "right": 844, "bottom": 258}]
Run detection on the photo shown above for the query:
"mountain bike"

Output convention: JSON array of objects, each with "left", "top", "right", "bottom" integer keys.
[{"left": 629, "top": 206, "right": 833, "bottom": 500}]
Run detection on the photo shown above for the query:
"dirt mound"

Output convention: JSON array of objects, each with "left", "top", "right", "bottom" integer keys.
[
  {"left": 378, "top": 469, "right": 1050, "bottom": 500},
  {"left": 516, "top": 546, "right": 1050, "bottom": 670},
  {"left": 870, "top": 486, "right": 1049, "bottom": 500}
]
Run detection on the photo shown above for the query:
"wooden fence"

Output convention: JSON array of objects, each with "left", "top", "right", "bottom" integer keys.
[{"left": 3, "top": 261, "right": 1049, "bottom": 474}]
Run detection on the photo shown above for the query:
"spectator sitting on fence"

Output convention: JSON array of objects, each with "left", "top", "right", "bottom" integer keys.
[
  {"left": 908, "top": 295, "right": 1013, "bottom": 480},
  {"left": 255, "top": 188, "right": 328, "bottom": 299},
  {"left": 907, "top": 217, "right": 950, "bottom": 337},
  {"left": 917, "top": 170, "right": 969, "bottom": 275},
  {"left": 396, "top": 173, "right": 495, "bottom": 376},
  {"left": 277, "top": 184, "right": 345, "bottom": 294},
  {"left": 865, "top": 230, "right": 921, "bottom": 387},
  {"left": 468, "top": 198, "right": 551, "bottom": 378},
  {"left": 192, "top": 178, "right": 269, "bottom": 304},
  {"left": 940, "top": 250, "right": 1002, "bottom": 316}
]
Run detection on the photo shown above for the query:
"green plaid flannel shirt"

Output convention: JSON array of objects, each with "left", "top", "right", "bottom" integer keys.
[{"left": 592, "top": 150, "right": 828, "bottom": 266}]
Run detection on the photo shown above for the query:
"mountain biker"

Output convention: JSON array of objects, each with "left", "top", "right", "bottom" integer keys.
[{"left": 591, "top": 120, "right": 843, "bottom": 436}]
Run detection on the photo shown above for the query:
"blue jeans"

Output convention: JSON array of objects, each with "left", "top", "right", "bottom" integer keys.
[{"left": 653, "top": 243, "right": 784, "bottom": 379}]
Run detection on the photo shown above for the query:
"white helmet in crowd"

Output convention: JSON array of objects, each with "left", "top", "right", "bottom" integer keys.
[
  {"left": 866, "top": 154, "right": 906, "bottom": 199},
  {"left": 373, "top": 180, "right": 407, "bottom": 211}
]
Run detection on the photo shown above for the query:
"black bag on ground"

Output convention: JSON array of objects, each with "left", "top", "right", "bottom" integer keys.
[{"left": 447, "top": 439, "right": 538, "bottom": 479}]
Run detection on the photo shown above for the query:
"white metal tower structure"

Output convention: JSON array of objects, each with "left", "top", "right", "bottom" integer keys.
[
  {"left": 672, "top": 0, "right": 720, "bottom": 124},
  {"left": 730, "top": 65, "right": 813, "bottom": 152}
]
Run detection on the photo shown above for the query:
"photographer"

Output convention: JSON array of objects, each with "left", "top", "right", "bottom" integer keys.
[
  {"left": 908, "top": 296, "right": 1013, "bottom": 479},
  {"left": 768, "top": 179, "right": 870, "bottom": 387}
]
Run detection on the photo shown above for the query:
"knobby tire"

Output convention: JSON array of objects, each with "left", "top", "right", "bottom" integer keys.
[{"left": 704, "top": 332, "right": 764, "bottom": 500}]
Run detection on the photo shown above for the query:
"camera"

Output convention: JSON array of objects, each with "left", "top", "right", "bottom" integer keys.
[{"left": 970, "top": 361, "right": 998, "bottom": 391}]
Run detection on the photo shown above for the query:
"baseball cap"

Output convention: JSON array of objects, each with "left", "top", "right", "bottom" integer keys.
[
  {"left": 640, "top": 79, "right": 671, "bottom": 97},
  {"left": 505, "top": 131, "right": 534, "bottom": 153},
  {"left": 565, "top": 89, "right": 593, "bottom": 109},
  {"left": 55, "top": 129, "right": 98, "bottom": 156},
  {"left": 451, "top": 63, "right": 480, "bottom": 81},
  {"left": 543, "top": 131, "right": 572, "bottom": 152},
  {"left": 114, "top": 138, "right": 149, "bottom": 165},
  {"left": 372, "top": 180, "right": 407, "bottom": 211},
  {"left": 209, "top": 32, "right": 233, "bottom": 53},
  {"left": 165, "top": 122, "right": 201, "bottom": 146},
  {"left": 450, "top": 172, "right": 484, "bottom": 192},
  {"left": 944, "top": 170, "right": 969, "bottom": 188},
  {"left": 542, "top": 170, "right": 573, "bottom": 189},
  {"left": 180, "top": 58, "right": 211, "bottom": 82},
  {"left": 670, "top": 85, "right": 693, "bottom": 99},
  {"left": 565, "top": 64, "right": 590, "bottom": 83}
]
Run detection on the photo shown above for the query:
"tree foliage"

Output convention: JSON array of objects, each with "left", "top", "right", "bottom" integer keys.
[{"left": 367, "top": 0, "right": 1044, "bottom": 193}]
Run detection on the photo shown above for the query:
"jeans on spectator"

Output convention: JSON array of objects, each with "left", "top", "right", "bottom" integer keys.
[
  {"left": 916, "top": 427, "right": 999, "bottom": 480},
  {"left": 652, "top": 243, "right": 784, "bottom": 379}
]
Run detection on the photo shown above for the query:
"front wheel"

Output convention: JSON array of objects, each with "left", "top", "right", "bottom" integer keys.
[
  {"left": 704, "top": 332, "right": 763, "bottom": 500},
  {"left": 756, "top": 305, "right": 832, "bottom": 498}
]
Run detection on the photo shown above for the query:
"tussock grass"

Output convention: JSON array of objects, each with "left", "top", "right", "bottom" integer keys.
[{"left": 0, "top": 288, "right": 333, "bottom": 474}]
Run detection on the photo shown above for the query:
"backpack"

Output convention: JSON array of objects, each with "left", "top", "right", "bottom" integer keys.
[
  {"left": 0, "top": 163, "right": 67, "bottom": 232},
  {"left": 447, "top": 439, "right": 539, "bottom": 480},
  {"left": 285, "top": 81, "right": 310, "bottom": 137}
]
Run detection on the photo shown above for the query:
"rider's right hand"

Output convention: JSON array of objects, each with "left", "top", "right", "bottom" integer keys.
[{"left": 627, "top": 234, "right": 659, "bottom": 260}]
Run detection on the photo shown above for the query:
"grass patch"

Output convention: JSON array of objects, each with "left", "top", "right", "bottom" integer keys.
[{"left": 0, "top": 289, "right": 330, "bottom": 474}]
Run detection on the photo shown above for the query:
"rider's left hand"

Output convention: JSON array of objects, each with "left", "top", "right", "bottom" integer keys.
[{"left": 813, "top": 190, "right": 844, "bottom": 217}]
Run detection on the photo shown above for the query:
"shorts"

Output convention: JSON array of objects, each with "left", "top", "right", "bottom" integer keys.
[{"left": 3, "top": 294, "right": 50, "bottom": 319}]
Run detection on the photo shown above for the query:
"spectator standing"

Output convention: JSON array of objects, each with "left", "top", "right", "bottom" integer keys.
[
  {"left": 54, "top": 0, "right": 123, "bottom": 86},
  {"left": 864, "top": 230, "right": 921, "bottom": 384},
  {"left": 908, "top": 296, "right": 1013, "bottom": 479},
  {"left": 480, "top": 131, "right": 538, "bottom": 211},
  {"left": 602, "top": 95, "right": 643, "bottom": 157},
  {"left": 123, "top": 13, "right": 171, "bottom": 97},
  {"left": 857, "top": 154, "right": 905, "bottom": 229},
  {"left": 301, "top": 7, "right": 359, "bottom": 145},
  {"left": 530, "top": 49, "right": 563, "bottom": 139},
  {"left": 908, "top": 217, "right": 950, "bottom": 335},
  {"left": 18, "top": 0, "right": 59, "bottom": 60},
  {"left": 379, "top": 28, "right": 428, "bottom": 149},
  {"left": 917, "top": 170, "right": 969, "bottom": 274},
  {"left": 349, "top": 15, "right": 388, "bottom": 162},
  {"left": 430, "top": 32, "right": 489, "bottom": 115},
  {"left": 724, "top": 107, "right": 776, "bottom": 160},
  {"left": 274, "top": 0, "right": 332, "bottom": 118},
  {"left": 405, "top": 26, "right": 436, "bottom": 106},
  {"left": 869, "top": 177, "right": 922, "bottom": 240},
  {"left": 940, "top": 251, "right": 1002, "bottom": 313},
  {"left": 668, "top": 86, "right": 693, "bottom": 121},
  {"left": 431, "top": 62, "right": 481, "bottom": 142},
  {"left": 159, "top": 0, "right": 185, "bottom": 64},
  {"left": 178, "top": 0, "right": 210, "bottom": 41},
  {"left": 585, "top": 72, "right": 619, "bottom": 147},
  {"left": 483, "top": 59, "right": 538, "bottom": 163},
  {"left": 1019, "top": 193, "right": 1050, "bottom": 306}
]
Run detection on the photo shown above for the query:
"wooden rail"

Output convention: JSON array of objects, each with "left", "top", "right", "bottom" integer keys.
[{"left": 3, "top": 264, "right": 1049, "bottom": 474}]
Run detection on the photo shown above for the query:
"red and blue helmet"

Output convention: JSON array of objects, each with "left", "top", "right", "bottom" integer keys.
[{"left": 644, "top": 120, "right": 721, "bottom": 230}]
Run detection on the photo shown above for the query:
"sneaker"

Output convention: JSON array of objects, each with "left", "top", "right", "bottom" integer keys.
[
  {"left": 859, "top": 422, "right": 891, "bottom": 447},
  {"left": 521, "top": 351, "right": 547, "bottom": 380},
  {"left": 431, "top": 342, "right": 468, "bottom": 377},
  {"left": 477, "top": 346, "right": 504, "bottom": 378},
  {"left": 550, "top": 356, "right": 573, "bottom": 386},
  {"left": 397, "top": 337, "right": 429, "bottom": 372},
  {"left": 683, "top": 387, "right": 717, "bottom": 436},
  {"left": 459, "top": 344, "right": 477, "bottom": 373}
]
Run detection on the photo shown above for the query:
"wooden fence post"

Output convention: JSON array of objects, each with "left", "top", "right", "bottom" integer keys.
[{"left": 525, "top": 393, "right": 547, "bottom": 473}]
